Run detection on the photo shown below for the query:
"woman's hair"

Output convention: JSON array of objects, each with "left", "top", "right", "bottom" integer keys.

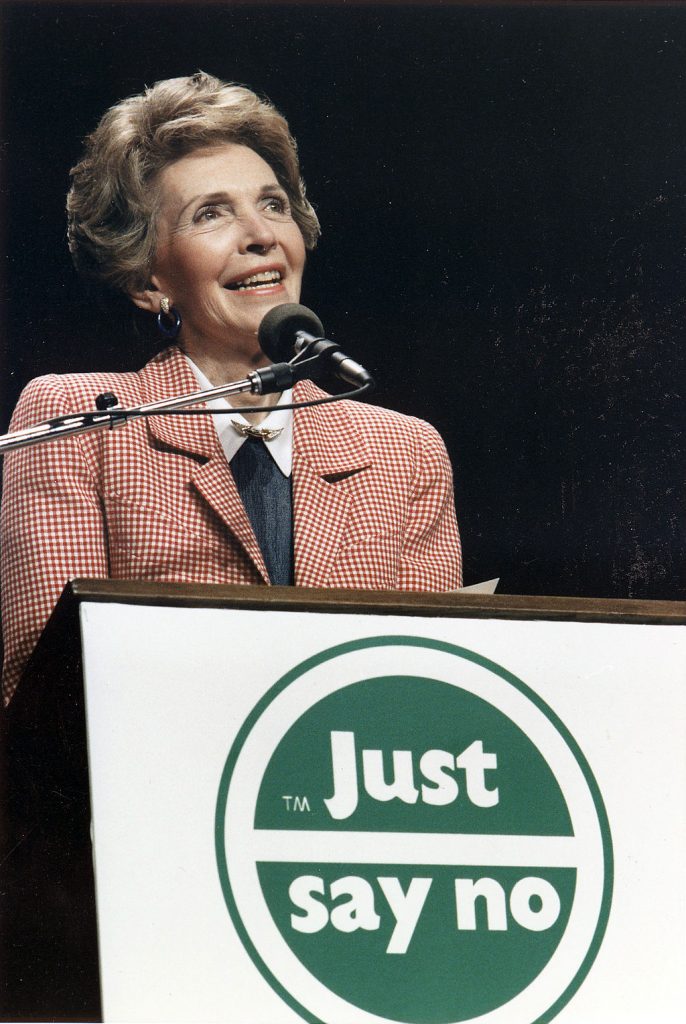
[{"left": 67, "top": 72, "right": 320, "bottom": 294}]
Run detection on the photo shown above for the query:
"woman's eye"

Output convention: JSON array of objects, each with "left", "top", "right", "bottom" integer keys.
[
  {"left": 264, "top": 195, "right": 288, "bottom": 214},
  {"left": 195, "top": 206, "right": 223, "bottom": 223}
]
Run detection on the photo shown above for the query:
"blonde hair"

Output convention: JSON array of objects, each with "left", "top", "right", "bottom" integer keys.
[{"left": 67, "top": 72, "right": 320, "bottom": 294}]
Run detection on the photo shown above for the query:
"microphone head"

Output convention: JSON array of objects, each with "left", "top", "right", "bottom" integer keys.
[{"left": 258, "top": 303, "right": 325, "bottom": 362}]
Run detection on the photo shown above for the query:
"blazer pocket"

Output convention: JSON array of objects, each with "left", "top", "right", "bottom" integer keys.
[{"left": 103, "top": 495, "right": 226, "bottom": 577}]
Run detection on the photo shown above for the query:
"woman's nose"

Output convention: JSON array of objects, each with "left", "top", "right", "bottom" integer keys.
[{"left": 239, "top": 209, "right": 277, "bottom": 254}]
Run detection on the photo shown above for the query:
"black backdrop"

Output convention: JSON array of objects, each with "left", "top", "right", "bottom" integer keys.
[{"left": 1, "top": 1, "right": 684, "bottom": 600}]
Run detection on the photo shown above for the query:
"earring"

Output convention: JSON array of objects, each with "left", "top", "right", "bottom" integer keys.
[{"left": 157, "top": 296, "right": 182, "bottom": 339}]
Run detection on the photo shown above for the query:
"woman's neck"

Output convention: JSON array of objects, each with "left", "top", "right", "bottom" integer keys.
[{"left": 182, "top": 344, "right": 281, "bottom": 425}]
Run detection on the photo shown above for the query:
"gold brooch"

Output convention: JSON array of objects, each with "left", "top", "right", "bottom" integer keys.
[{"left": 230, "top": 420, "right": 283, "bottom": 442}]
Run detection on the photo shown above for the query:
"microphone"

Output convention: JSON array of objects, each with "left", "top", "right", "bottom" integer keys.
[
  {"left": 258, "top": 303, "right": 374, "bottom": 388},
  {"left": 258, "top": 304, "right": 324, "bottom": 362}
]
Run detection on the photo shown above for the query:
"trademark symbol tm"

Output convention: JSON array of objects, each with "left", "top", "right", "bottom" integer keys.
[{"left": 282, "top": 795, "right": 311, "bottom": 812}]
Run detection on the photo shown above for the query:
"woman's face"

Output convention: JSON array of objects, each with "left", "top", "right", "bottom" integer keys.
[{"left": 148, "top": 143, "right": 306, "bottom": 361}]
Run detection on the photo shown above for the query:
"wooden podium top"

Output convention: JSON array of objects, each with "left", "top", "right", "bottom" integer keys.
[{"left": 63, "top": 577, "right": 686, "bottom": 625}]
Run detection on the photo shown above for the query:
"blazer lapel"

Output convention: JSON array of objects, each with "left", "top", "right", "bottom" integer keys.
[
  {"left": 137, "top": 347, "right": 269, "bottom": 582},
  {"left": 292, "top": 381, "right": 372, "bottom": 587}
]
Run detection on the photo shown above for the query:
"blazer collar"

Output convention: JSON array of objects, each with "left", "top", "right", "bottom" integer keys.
[
  {"left": 137, "top": 349, "right": 374, "bottom": 476},
  {"left": 137, "top": 346, "right": 270, "bottom": 581},
  {"left": 137, "top": 345, "right": 220, "bottom": 461},
  {"left": 292, "top": 378, "right": 372, "bottom": 478},
  {"left": 135, "top": 350, "right": 375, "bottom": 588},
  {"left": 291, "top": 379, "right": 373, "bottom": 588}
]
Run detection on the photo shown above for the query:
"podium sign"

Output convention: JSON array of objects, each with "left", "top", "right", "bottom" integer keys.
[{"left": 76, "top": 596, "right": 685, "bottom": 1023}]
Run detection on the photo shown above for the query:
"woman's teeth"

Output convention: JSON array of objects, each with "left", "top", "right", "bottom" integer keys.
[{"left": 228, "top": 271, "right": 282, "bottom": 291}]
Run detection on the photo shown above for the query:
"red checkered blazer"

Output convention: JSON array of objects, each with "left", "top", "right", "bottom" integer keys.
[{"left": 1, "top": 346, "right": 462, "bottom": 702}]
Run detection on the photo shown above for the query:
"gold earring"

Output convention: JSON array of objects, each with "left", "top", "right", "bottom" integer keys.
[{"left": 160, "top": 295, "right": 171, "bottom": 316}]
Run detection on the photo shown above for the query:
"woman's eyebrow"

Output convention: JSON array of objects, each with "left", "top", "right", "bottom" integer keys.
[
  {"left": 175, "top": 191, "right": 229, "bottom": 222},
  {"left": 174, "top": 183, "right": 286, "bottom": 224}
]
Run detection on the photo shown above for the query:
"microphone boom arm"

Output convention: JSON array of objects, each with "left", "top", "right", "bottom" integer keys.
[
  {"left": 0, "top": 371, "right": 269, "bottom": 456},
  {"left": 0, "top": 346, "right": 374, "bottom": 457}
]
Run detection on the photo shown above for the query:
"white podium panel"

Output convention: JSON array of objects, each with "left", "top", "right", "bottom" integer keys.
[{"left": 79, "top": 602, "right": 686, "bottom": 1024}]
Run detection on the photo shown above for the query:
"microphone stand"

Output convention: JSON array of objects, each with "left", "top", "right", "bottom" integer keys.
[
  {"left": 0, "top": 360, "right": 298, "bottom": 457},
  {"left": 0, "top": 341, "right": 370, "bottom": 457}
]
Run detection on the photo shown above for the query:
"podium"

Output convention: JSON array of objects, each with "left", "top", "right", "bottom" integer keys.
[{"left": 2, "top": 581, "right": 685, "bottom": 1023}]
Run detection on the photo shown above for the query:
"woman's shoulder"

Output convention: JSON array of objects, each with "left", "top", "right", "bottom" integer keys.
[
  {"left": 9, "top": 367, "right": 140, "bottom": 429},
  {"left": 18, "top": 366, "right": 142, "bottom": 400},
  {"left": 9, "top": 347, "right": 182, "bottom": 428}
]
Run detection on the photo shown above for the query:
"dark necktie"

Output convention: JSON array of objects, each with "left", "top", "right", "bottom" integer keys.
[{"left": 230, "top": 436, "right": 293, "bottom": 585}]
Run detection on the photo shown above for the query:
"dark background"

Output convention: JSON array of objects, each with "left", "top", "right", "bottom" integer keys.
[{"left": 1, "top": 1, "right": 684, "bottom": 600}]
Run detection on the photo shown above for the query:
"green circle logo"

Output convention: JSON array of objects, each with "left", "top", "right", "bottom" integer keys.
[{"left": 216, "top": 637, "right": 612, "bottom": 1023}]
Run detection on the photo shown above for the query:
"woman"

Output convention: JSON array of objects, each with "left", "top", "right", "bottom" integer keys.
[{"left": 0, "top": 72, "right": 462, "bottom": 704}]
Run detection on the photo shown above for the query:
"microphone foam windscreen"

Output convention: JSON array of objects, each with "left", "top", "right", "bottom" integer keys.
[{"left": 258, "top": 303, "right": 325, "bottom": 362}]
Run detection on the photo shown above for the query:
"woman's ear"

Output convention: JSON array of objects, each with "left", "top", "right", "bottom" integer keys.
[{"left": 128, "top": 276, "right": 164, "bottom": 313}]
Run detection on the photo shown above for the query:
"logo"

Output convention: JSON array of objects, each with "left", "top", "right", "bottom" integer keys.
[{"left": 216, "top": 637, "right": 612, "bottom": 1023}]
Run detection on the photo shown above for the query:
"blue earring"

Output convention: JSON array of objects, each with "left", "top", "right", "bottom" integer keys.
[{"left": 157, "top": 296, "right": 182, "bottom": 339}]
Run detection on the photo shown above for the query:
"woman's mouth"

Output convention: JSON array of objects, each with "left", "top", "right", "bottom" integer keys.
[{"left": 226, "top": 270, "right": 283, "bottom": 292}]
